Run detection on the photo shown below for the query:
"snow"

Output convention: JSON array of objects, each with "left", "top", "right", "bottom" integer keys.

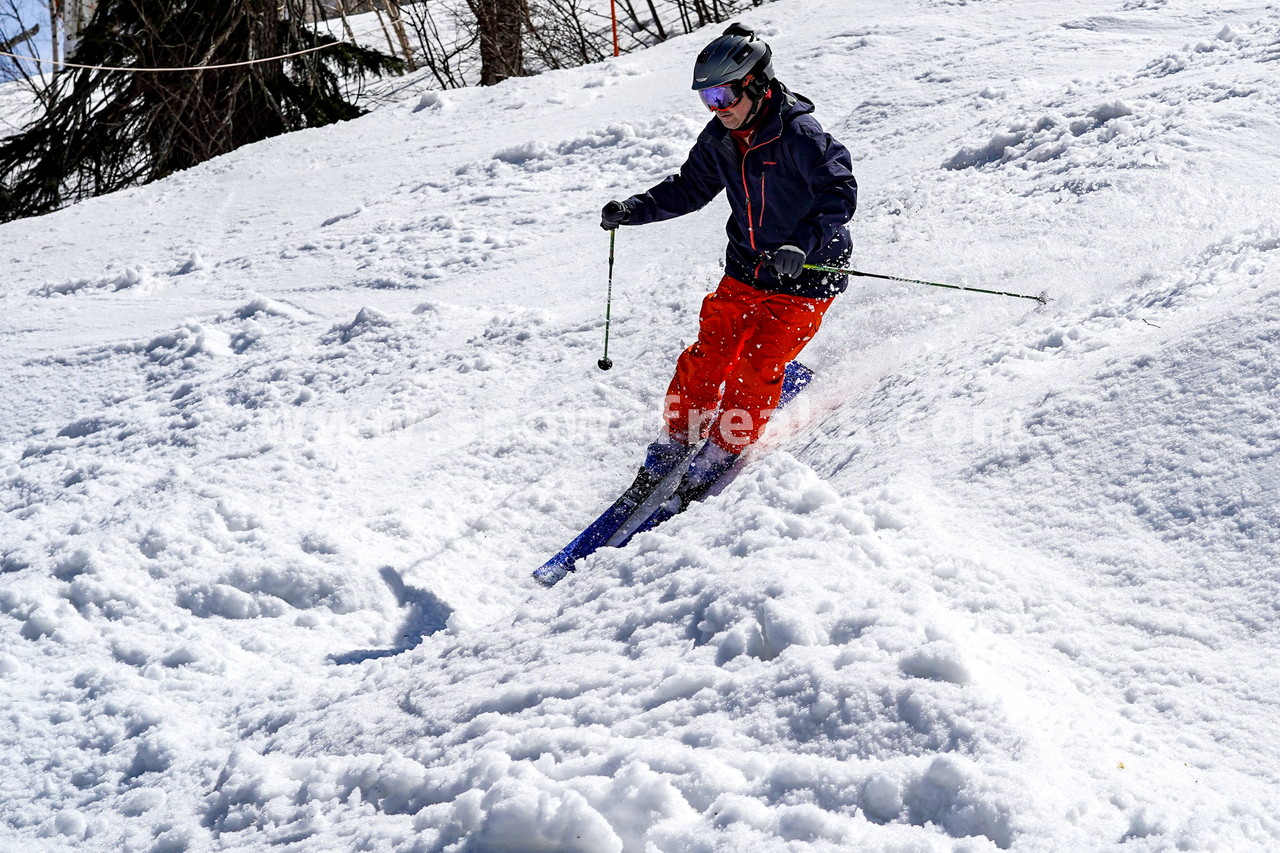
[
  {"left": 0, "top": 79, "right": 40, "bottom": 142},
  {"left": 3, "top": 0, "right": 1280, "bottom": 850}
]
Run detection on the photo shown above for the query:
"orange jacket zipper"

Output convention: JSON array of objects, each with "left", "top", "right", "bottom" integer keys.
[
  {"left": 739, "top": 133, "right": 782, "bottom": 251},
  {"left": 759, "top": 173, "right": 767, "bottom": 229}
]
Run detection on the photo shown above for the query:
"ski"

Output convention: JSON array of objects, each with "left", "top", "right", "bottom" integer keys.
[{"left": 532, "top": 361, "right": 814, "bottom": 586}]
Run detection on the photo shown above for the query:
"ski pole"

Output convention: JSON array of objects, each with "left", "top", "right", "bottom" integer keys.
[
  {"left": 804, "top": 263, "right": 1046, "bottom": 305},
  {"left": 598, "top": 230, "right": 616, "bottom": 371}
]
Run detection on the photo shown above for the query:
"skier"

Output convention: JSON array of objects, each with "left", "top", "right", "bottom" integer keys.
[{"left": 601, "top": 23, "right": 857, "bottom": 509}]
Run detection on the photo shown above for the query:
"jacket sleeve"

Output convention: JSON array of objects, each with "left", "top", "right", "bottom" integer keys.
[
  {"left": 624, "top": 131, "right": 725, "bottom": 226},
  {"left": 782, "top": 125, "right": 857, "bottom": 258}
]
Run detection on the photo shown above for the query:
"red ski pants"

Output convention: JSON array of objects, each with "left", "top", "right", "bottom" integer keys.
[{"left": 663, "top": 275, "right": 832, "bottom": 452}]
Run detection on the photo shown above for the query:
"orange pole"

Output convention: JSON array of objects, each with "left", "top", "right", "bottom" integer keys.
[{"left": 610, "top": 0, "right": 619, "bottom": 57}]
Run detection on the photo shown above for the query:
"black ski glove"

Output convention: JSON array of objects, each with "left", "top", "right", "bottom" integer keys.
[
  {"left": 771, "top": 245, "right": 806, "bottom": 279},
  {"left": 600, "top": 199, "right": 632, "bottom": 231}
]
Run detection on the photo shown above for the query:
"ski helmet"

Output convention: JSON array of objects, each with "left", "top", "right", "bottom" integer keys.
[{"left": 692, "top": 23, "right": 774, "bottom": 103}]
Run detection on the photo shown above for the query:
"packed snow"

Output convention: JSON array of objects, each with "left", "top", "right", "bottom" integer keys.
[{"left": 3, "top": 0, "right": 1280, "bottom": 850}]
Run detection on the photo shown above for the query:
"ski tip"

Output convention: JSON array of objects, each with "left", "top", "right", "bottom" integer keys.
[{"left": 532, "top": 561, "right": 573, "bottom": 587}]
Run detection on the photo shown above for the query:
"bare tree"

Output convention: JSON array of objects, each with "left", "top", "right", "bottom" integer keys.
[
  {"left": 395, "top": 0, "right": 775, "bottom": 91},
  {"left": 401, "top": 0, "right": 476, "bottom": 90},
  {"left": 613, "top": 0, "right": 667, "bottom": 45},
  {"left": 617, "top": 0, "right": 768, "bottom": 47},
  {"left": 524, "top": 0, "right": 607, "bottom": 70}
]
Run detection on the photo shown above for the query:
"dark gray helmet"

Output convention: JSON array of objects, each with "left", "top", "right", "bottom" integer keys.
[{"left": 692, "top": 23, "right": 774, "bottom": 99}]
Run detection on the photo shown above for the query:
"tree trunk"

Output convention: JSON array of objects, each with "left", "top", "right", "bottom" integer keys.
[
  {"left": 468, "top": 0, "right": 526, "bottom": 85},
  {"left": 383, "top": 0, "right": 417, "bottom": 71}
]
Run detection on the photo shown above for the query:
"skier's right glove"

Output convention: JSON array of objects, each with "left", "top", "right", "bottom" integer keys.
[
  {"left": 600, "top": 200, "right": 632, "bottom": 231},
  {"left": 770, "top": 245, "right": 807, "bottom": 280}
]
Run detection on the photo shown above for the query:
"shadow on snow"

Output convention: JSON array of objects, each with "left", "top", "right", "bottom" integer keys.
[{"left": 329, "top": 566, "right": 452, "bottom": 665}]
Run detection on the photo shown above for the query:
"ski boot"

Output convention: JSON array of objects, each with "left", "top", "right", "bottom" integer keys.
[
  {"left": 622, "top": 436, "right": 693, "bottom": 503},
  {"left": 670, "top": 441, "right": 740, "bottom": 511}
]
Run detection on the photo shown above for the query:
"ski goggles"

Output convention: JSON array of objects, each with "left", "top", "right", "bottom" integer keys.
[{"left": 698, "top": 81, "right": 746, "bottom": 111}]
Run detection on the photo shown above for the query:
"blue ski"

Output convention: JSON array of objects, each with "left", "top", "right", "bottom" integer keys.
[
  {"left": 533, "top": 361, "right": 814, "bottom": 586},
  {"left": 532, "top": 443, "right": 695, "bottom": 585}
]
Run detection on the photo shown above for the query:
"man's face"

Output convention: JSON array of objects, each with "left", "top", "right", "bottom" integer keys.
[{"left": 714, "top": 94, "right": 755, "bottom": 130}]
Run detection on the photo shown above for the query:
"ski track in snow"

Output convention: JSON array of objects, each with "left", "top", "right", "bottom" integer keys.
[{"left": 3, "top": 0, "right": 1280, "bottom": 850}]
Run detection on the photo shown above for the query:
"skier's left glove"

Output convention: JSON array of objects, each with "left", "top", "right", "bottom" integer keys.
[{"left": 770, "top": 245, "right": 807, "bottom": 279}]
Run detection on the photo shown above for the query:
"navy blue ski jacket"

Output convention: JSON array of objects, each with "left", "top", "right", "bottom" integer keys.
[{"left": 624, "top": 83, "right": 857, "bottom": 299}]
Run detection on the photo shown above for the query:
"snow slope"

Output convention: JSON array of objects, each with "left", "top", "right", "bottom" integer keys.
[
  {"left": 0, "top": 79, "right": 39, "bottom": 142},
  {"left": 3, "top": 0, "right": 1280, "bottom": 850}
]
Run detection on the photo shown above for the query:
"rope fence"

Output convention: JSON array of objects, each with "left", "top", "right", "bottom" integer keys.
[{"left": 0, "top": 23, "right": 386, "bottom": 74}]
